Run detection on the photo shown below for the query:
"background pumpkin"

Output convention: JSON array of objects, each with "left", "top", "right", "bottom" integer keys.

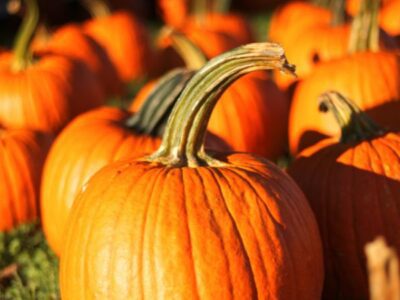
[
  {"left": 82, "top": 0, "right": 153, "bottom": 84},
  {"left": 288, "top": 0, "right": 400, "bottom": 154},
  {"left": 32, "top": 23, "right": 122, "bottom": 97},
  {"left": 0, "top": 0, "right": 104, "bottom": 133},
  {"left": 288, "top": 91, "right": 400, "bottom": 299},
  {"left": 0, "top": 127, "right": 51, "bottom": 231},
  {"left": 60, "top": 43, "right": 324, "bottom": 300},
  {"left": 41, "top": 69, "right": 227, "bottom": 255}
]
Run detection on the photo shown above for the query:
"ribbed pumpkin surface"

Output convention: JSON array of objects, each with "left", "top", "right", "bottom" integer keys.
[
  {"left": 288, "top": 133, "right": 400, "bottom": 299},
  {"left": 0, "top": 128, "right": 50, "bottom": 231},
  {"left": 60, "top": 152, "right": 323, "bottom": 299}
]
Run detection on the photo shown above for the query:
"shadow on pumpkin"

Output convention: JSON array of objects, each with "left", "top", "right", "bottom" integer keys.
[
  {"left": 288, "top": 143, "right": 400, "bottom": 300},
  {"left": 295, "top": 99, "right": 400, "bottom": 153}
]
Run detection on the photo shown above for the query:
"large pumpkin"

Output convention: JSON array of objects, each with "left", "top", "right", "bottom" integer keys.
[
  {"left": 289, "top": 0, "right": 400, "bottom": 154},
  {"left": 41, "top": 69, "right": 226, "bottom": 255},
  {"left": 288, "top": 91, "right": 400, "bottom": 299},
  {"left": 0, "top": 0, "right": 104, "bottom": 133},
  {"left": 0, "top": 127, "right": 50, "bottom": 231},
  {"left": 60, "top": 43, "right": 324, "bottom": 299}
]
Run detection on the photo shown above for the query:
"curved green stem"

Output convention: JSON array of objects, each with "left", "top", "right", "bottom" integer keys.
[
  {"left": 319, "top": 91, "right": 385, "bottom": 143},
  {"left": 82, "top": 0, "right": 110, "bottom": 18},
  {"left": 147, "top": 43, "right": 295, "bottom": 167},
  {"left": 11, "top": 0, "right": 39, "bottom": 71},
  {"left": 160, "top": 28, "right": 207, "bottom": 70},
  {"left": 126, "top": 68, "right": 195, "bottom": 137},
  {"left": 348, "top": 0, "right": 380, "bottom": 53}
]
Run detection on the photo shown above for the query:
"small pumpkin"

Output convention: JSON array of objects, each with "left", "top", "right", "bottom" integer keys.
[
  {"left": 288, "top": 91, "right": 400, "bottom": 299},
  {"left": 60, "top": 43, "right": 323, "bottom": 300},
  {"left": 0, "top": 0, "right": 104, "bottom": 133},
  {"left": 0, "top": 126, "right": 51, "bottom": 231},
  {"left": 82, "top": 0, "right": 153, "bottom": 84},
  {"left": 289, "top": 0, "right": 400, "bottom": 154},
  {"left": 41, "top": 68, "right": 226, "bottom": 255}
]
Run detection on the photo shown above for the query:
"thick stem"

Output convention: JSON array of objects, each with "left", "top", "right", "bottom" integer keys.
[
  {"left": 348, "top": 0, "right": 380, "bottom": 53},
  {"left": 125, "top": 68, "right": 195, "bottom": 137},
  {"left": 330, "top": 0, "right": 345, "bottom": 26},
  {"left": 213, "top": 0, "right": 231, "bottom": 13},
  {"left": 147, "top": 43, "right": 295, "bottom": 167},
  {"left": 11, "top": 0, "right": 39, "bottom": 71},
  {"left": 165, "top": 28, "right": 207, "bottom": 70},
  {"left": 82, "top": 0, "right": 110, "bottom": 18},
  {"left": 318, "top": 91, "right": 385, "bottom": 143}
]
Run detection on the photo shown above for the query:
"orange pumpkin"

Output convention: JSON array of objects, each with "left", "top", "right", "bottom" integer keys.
[
  {"left": 0, "top": 127, "right": 51, "bottom": 231},
  {"left": 289, "top": 0, "right": 400, "bottom": 154},
  {"left": 60, "top": 43, "right": 324, "bottom": 299},
  {"left": 41, "top": 69, "right": 226, "bottom": 255},
  {"left": 288, "top": 91, "right": 400, "bottom": 299},
  {"left": 380, "top": 0, "right": 400, "bottom": 37},
  {"left": 33, "top": 23, "right": 122, "bottom": 96},
  {"left": 83, "top": 9, "right": 153, "bottom": 84},
  {"left": 158, "top": 0, "right": 189, "bottom": 27},
  {"left": 0, "top": 0, "right": 104, "bottom": 133}
]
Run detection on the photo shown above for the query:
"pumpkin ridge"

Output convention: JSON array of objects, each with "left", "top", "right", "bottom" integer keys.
[
  {"left": 1, "top": 140, "right": 20, "bottom": 228},
  {"left": 349, "top": 146, "right": 370, "bottom": 292},
  {"left": 212, "top": 167, "right": 263, "bottom": 297},
  {"left": 371, "top": 138, "right": 400, "bottom": 221},
  {"left": 182, "top": 168, "right": 205, "bottom": 300},
  {"left": 368, "top": 139, "right": 399, "bottom": 242},
  {"left": 77, "top": 162, "right": 136, "bottom": 297},
  {"left": 201, "top": 167, "right": 256, "bottom": 297},
  {"left": 138, "top": 166, "right": 168, "bottom": 299}
]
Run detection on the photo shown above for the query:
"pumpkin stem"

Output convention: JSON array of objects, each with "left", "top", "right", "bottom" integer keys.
[
  {"left": 348, "top": 0, "right": 380, "bottom": 53},
  {"left": 126, "top": 68, "right": 195, "bottom": 137},
  {"left": 212, "top": 0, "right": 231, "bottom": 13},
  {"left": 160, "top": 28, "right": 207, "bottom": 70},
  {"left": 11, "top": 0, "right": 39, "bottom": 71},
  {"left": 319, "top": 91, "right": 385, "bottom": 143},
  {"left": 147, "top": 43, "right": 295, "bottom": 167},
  {"left": 311, "top": 0, "right": 345, "bottom": 26},
  {"left": 82, "top": 0, "right": 111, "bottom": 18}
]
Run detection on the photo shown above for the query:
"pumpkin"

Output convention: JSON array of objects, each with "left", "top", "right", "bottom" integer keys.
[
  {"left": 379, "top": 0, "right": 400, "bottom": 37},
  {"left": 158, "top": 0, "right": 189, "bottom": 27},
  {"left": 41, "top": 68, "right": 227, "bottom": 255},
  {"left": 0, "top": 127, "right": 51, "bottom": 231},
  {"left": 0, "top": 0, "right": 104, "bottom": 133},
  {"left": 60, "top": 43, "right": 323, "bottom": 300},
  {"left": 268, "top": 1, "right": 332, "bottom": 49},
  {"left": 288, "top": 91, "right": 400, "bottom": 299},
  {"left": 137, "top": 31, "right": 290, "bottom": 159},
  {"left": 32, "top": 23, "right": 122, "bottom": 97},
  {"left": 83, "top": 0, "right": 153, "bottom": 84},
  {"left": 289, "top": 0, "right": 400, "bottom": 154},
  {"left": 272, "top": 0, "right": 350, "bottom": 90}
]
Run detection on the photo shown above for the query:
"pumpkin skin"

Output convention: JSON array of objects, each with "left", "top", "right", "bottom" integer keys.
[
  {"left": 0, "top": 52, "right": 104, "bottom": 133},
  {"left": 0, "top": 127, "right": 50, "bottom": 231},
  {"left": 83, "top": 11, "right": 152, "bottom": 83},
  {"left": 158, "top": 0, "right": 188, "bottom": 27},
  {"left": 41, "top": 106, "right": 228, "bottom": 255},
  {"left": 287, "top": 133, "right": 400, "bottom": 299},
  {"left": 269, "top": 1, "right": 331, "bottom": 49},
  {"left": 289, "top": 51, "right": 400, "bottom": 154},
  {"left": 60, "top": 153, "right": 323, "bottom": 299},
  {"left": 380, "top": 0, "right": 400, "bottom": 37},
  {"left": 273, "top": 24, "right": 350, "bottom": 90},
  {"left": 131, "top": 72, "right": 289, "bottom": 159},
  {"left": 33, "top": 24, "right": 122, "bottom": 96}
]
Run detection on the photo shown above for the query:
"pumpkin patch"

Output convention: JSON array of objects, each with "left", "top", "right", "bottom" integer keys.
[{"left": 1, "top": 0, "right": 400, "bottom": 298}]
